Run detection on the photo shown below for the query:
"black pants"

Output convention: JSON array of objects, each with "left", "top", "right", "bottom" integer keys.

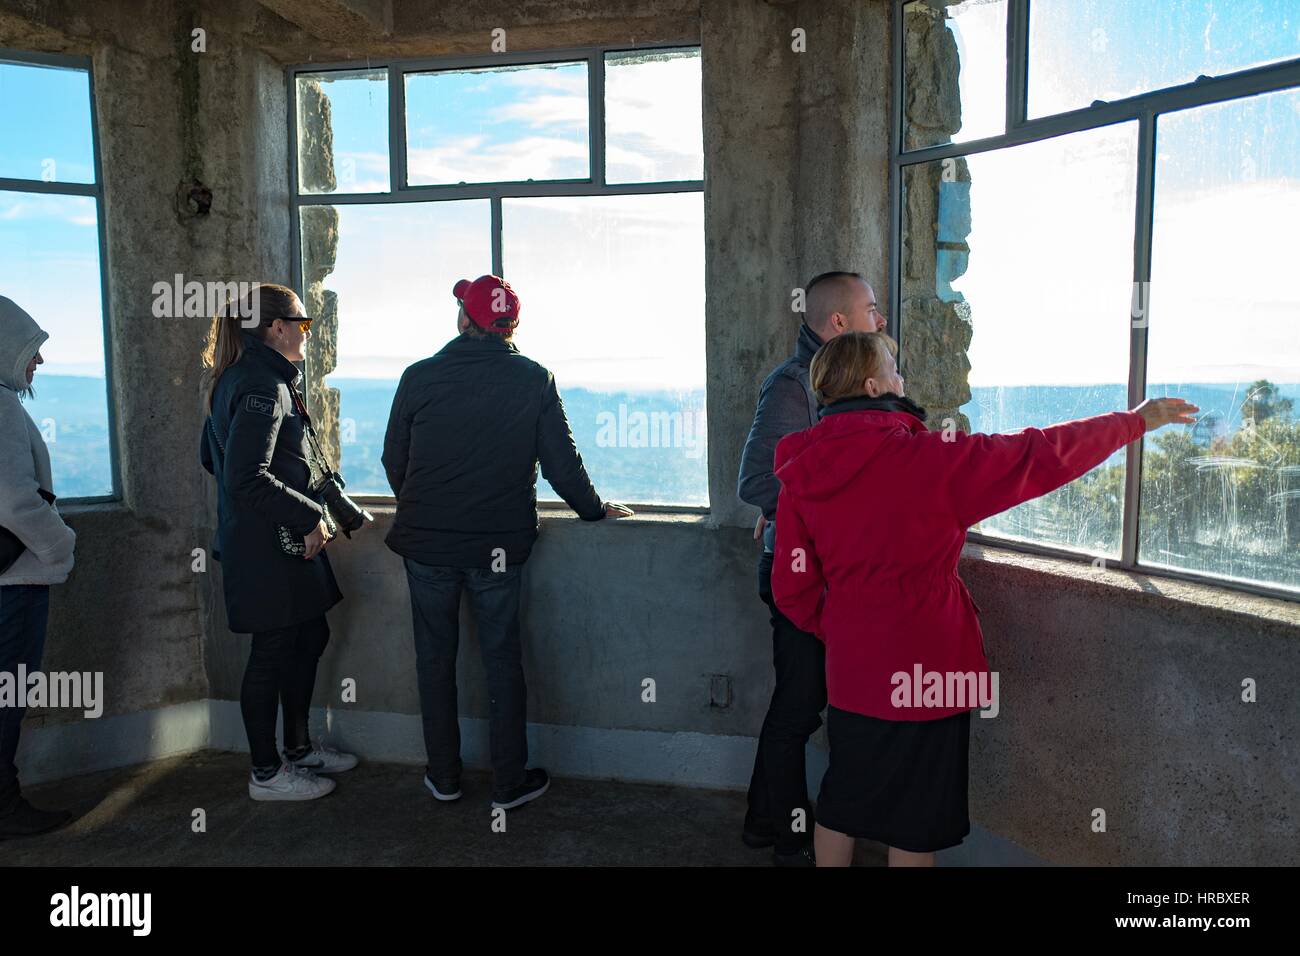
[
  {"left": 0, "top": 585, "right": 49, "bottom": 814},
  {"left": 403, "top": 559, "right": 528, "bottom": 796},
  {"left": 745, "top": 553, "right": 828, "bottom": 853},
  {"left": 240, "top": 616, "right": 330, "bottom": 771}
]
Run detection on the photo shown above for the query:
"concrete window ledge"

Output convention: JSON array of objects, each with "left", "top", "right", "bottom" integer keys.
[
  {"left": 537, "top": 506, "right": 713, "bottom": 527},
  {"left": 353, "top": 499, "right": 716, "bottom": 527},
  {"left": 58, "top": 501, "right": 130, "bottom": 517},
  {"left": 961, "top": 541, "right": 1300, "bottom": 633}
]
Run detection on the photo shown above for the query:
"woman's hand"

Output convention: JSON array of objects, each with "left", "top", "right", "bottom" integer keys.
[
  {"left": 303, "top": 519, "right": 332, "bottom": 559},
  {"left": 1132, "top": 397, "right": 1200, "bottom": 432},
  {"left": 605, "top": 502, "right": 634, "bottom": 518}
]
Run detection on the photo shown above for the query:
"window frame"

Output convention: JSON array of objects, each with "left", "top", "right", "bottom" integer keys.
[
  {"left": 0, "top": 47, "right": 120, "bottom": 504},
  {"left": 285, "top": 43, "right": 707, "bottom": 513},
  {"left": 888, "top": 0, "right": 1300, "bottom": 601}
]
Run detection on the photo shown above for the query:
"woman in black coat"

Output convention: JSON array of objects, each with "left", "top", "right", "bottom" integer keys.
[{"left": 200, "top": 283, "right": 358, "bottom": 801}]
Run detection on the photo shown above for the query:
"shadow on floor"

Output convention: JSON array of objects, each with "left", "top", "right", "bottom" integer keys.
[{"left": 1, "top": 750, "right": 886, "bottom": 866}]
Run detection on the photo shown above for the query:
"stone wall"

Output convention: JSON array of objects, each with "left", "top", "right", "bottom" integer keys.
[
  {"left": 899, "top": 0, "right": 972, "bottom": 431},
  {"left": 296, "top": 79, "right": 343, "bottom": 470}
]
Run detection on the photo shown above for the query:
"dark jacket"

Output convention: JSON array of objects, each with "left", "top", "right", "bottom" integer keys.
[
  {"left": 200, "top": 333, "right": 343, "bottom": 634},
  {"left": 773, "top": 399, "right": 1145, "bottom": 720},
  {"left": 382, "top": 333, "right": 605, "bottom": 568},
  {"left": 736, "top": 322, "right": 823, "bottom": 553}
]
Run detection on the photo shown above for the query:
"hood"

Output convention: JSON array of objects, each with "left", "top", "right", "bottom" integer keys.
[
  {"left": 0, "top": 296, "right": 48, "bottom": 392},
  {"left": 774, "top": 402, "right": 928, "bottom": 501}
]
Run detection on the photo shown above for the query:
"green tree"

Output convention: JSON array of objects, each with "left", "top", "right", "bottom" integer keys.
[{"left": 1241, "top": 379, "right": 1295, "bottom": 424}]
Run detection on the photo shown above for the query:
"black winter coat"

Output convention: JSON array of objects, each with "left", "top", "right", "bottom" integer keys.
[
  {"left": 382, "top": 333, "right": 605, "bottom": 567},
  {"left": 200, "top": 333, "right": 343, "bottom": 633}
]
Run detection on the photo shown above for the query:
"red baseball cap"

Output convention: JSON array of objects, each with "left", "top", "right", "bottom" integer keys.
[{"left": 452, "top": 275, "right": 520, "bottom": 333}]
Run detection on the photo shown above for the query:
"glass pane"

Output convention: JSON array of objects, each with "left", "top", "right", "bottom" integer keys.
[
  {"left": 0, "top": 191, "right": 111, "bottom": 497},
  {"left": 300, "top": 200, "right": 492, "bottom": 494},
  {"left": 1030, "top": 0, "right": 1300, "bottom": 119},
  {"left": 502, "top": 193, "right": 706, "bottom": 506},
  {"left": 900, "top": 123, "right": 1138, "bottom": 554},
  {"left": 296, "top": 69, "right": 389, "bottom": 194},
  {"left": 1140, "top": 88, "right": 1300, "bottom": 592},
  {"left": 0, "top": 62, "right": 95, "bottom": 183},
  {"left": 903, "top": 0, "right": 1007, "bottom": 150},
  {"left": 406, "top": 61, "right": 589, "bottom": 185},
  {"left": 605, "top": 48, "right": 703, "bottom": 183}
]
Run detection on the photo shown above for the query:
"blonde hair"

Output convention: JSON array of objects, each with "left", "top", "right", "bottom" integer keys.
[
  {"left": 809, "top": 331, "right": 898, "bottom": 405},
  {"left": 201, "top": 283, "right": 299, "bottom": 412}
]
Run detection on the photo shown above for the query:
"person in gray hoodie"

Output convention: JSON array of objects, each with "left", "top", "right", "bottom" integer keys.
[
  {"left": 0, "top": 295, "right": 76, "bottom": 838},
  {"left": 735, "top": 271, "right": 885, "bottom": 865}
]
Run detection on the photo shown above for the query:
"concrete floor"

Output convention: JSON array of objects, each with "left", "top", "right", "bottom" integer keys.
[{"left": 0, "top": 751, "right": 884, "bottom": 866}]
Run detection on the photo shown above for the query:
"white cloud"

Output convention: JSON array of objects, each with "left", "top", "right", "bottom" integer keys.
[
  {"left": 407, "top": 135, "right": 588, "bottom": 184},
  {"left": 0, "top": 192, "right": 97, "bottom": 226}
]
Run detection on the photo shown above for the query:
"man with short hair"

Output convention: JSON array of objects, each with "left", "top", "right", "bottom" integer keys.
[
  {"left": 383, "top": 274, "right": 632, "bottom": 811},
  {"left": 736, "top": 271, "right": 886, "bottom": 865}
]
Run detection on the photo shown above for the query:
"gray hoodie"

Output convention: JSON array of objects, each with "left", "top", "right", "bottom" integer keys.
[{"left": 0, "top": 295, "right": 76, "bottom": 586}]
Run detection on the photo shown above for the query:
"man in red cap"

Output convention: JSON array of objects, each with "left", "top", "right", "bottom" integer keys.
[{"left": 382, "top": 274, "right": 632, "bottom": 811}]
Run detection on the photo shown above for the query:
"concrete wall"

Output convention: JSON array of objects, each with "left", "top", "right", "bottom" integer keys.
[
  {"left": 962, "top": 547, "right": 1300, "bottom": 866},
  {"left": 5, "top": 0, "right": 1298, "bottom": 867},
  {"left": 3, "top": 0, "right": 289, "bottom": 738}
]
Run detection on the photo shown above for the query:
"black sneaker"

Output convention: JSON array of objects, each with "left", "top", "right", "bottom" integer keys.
[
  {"left": 424, "top": 774, "right": 462, "bottom": 802},
  {"left": 0, "top": 798, "right": 72, "bottom": 840},
  {"left": 773, "top": 844, "right": 816, "bottom": 867},
  {"left": 490, "top": 768, "right": 550, "bottom": 810},
  {"left": 742, "top": 822, "right": 776, "bottom": 849}
]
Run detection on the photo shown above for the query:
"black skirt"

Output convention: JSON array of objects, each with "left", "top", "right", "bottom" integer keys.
[{"left": 816, "top": 705, "right": 971, "bottom": 853}]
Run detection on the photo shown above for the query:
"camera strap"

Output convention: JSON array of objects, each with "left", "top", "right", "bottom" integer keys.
[{"left": 288, "top": 382, "right": 336, "bottom": 479}]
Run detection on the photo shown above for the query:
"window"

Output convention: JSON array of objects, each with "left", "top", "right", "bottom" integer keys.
[
  {"left": 1028, "top": 0, "right": 1300, "bottom": 118},
  {"left": 290, "top": 46, "right": 705, "bottom": 506},
  {"left": 893, "top": 1, "right": 1300, "bottom": 597},
  {"left": 0, "top": 52, "right": 115, "bottom": 500}
]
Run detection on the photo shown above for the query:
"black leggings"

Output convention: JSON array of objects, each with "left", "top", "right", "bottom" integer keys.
[{"left": 240, "top": 616, "right": 330, "bottom": 771}]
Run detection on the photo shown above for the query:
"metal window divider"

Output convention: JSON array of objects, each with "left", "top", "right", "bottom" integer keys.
[
  {"left": 285, "top": 43, "right": 705, "bottom": 510},
  {"left": 0, "top": 48, "right": 120, "bottom": 504},
  {"left": 888, "top": 0, "right": 1300, "bottom": 600}
]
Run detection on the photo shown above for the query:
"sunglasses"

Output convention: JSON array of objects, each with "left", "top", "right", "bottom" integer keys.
[{"left": 261, "top": 316, "right": 314, "bottom": 333}]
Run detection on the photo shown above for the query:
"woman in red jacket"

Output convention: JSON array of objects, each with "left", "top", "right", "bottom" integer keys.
[{"left": 771, "top": 331, "right": 1196, "bottom": 867}]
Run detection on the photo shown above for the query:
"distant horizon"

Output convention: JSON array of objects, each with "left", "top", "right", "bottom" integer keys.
[{"left": 26, "top": 372, "right": 1300, "bottom": 390}]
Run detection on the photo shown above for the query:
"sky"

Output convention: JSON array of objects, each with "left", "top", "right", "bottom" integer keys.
[
  {"left": 0, "top": 11, "right": 1297, "bottom": 391},
  {"left": 0, "top": 62, "right": 104, "bottom": 376},
  {"left": 921, "top": 0, "right": 1300, "bottom": 390},
  {"left": 296, "top": 49, "right": 705, "bottom": 386}
]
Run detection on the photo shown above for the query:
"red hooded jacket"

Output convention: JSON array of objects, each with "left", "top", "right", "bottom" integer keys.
[{"left": 771, "top": 399, "right": 1145, "bottom": 721}]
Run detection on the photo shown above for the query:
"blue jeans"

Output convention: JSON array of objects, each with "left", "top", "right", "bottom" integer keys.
[
  {"left": 403, "top": 559, "right": 527, "bottom": 795},
  {"left": 0, "top": 585, "right": 50, "bottom": 813}
]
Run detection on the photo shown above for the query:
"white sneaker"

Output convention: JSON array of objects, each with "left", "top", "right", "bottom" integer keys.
[
  {"left": 249, "top": 764, "right": 337, "bottom": 801},
  {"left": 288, "top": 747, "right": 359, "bottom": 774}
]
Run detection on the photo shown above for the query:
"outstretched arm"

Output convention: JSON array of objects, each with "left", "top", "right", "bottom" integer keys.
[
  {"left": 537, "top": 375, "right": 606, "bottom": 521},
  {"left": 945, "top": 398, "right": 1198, "bottom": 528}
]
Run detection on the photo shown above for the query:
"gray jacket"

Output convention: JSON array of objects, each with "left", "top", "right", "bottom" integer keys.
[
  {"left": 0, "top": 296, "right": 76, "bottom": 587},
  {"left": 736, "top": 322, "right": 823, "bottom": 552}
]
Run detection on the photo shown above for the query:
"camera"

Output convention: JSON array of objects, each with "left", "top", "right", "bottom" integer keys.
[{"left": 313, "top": 470, "right": 374, "bottom": 537}]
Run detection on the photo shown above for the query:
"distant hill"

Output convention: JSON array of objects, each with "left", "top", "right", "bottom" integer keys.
[
  {"left": 20, "top": 374, "right": 113, "bottom": 499},
  {"left": 19, "top": 375, "right": 1299, "bottom": 506},
  {"left": 328, "top": 378, "right": 710, "bottom": 504}
]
